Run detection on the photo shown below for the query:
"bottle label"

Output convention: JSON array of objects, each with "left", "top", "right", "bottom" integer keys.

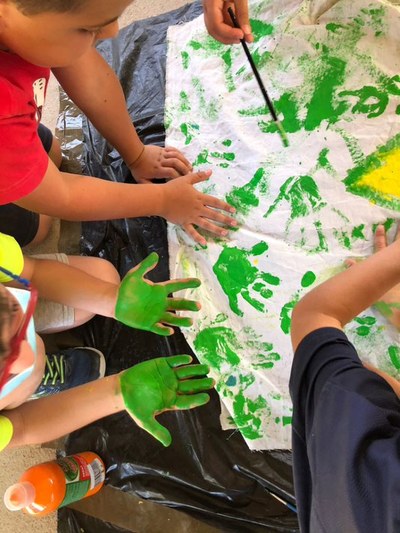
[{"left": 57, "top": 455, "right": 105, "bottom": 508}]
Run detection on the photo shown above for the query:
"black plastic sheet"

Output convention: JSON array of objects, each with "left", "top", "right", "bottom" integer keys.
[{"left": 60, "top": 3, "right": 298, "bottom": 531}]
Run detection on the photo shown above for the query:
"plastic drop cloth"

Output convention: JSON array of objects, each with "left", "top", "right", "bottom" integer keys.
[{"left": 58, "top": 3, "right": 298, "bottom": 532}]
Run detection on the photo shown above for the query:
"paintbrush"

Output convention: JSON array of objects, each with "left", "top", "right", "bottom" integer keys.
[{"left": 227, "top": 7, "right": 289, "bottom": 148}]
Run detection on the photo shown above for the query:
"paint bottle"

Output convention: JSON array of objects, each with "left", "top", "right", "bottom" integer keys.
[{"left": 3, "top": 451, "right": 105, "bottom": 516}]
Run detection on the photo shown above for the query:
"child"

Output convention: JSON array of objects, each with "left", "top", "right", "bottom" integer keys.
[
  {"left": 0, "top": 232, "right": 213, "bottom": 449},
  {"left": 0, "top": 0, "right": 236, "bottom": 247},
  {"left": 290, "top": 224, "right": 400, "bottom": 532}
]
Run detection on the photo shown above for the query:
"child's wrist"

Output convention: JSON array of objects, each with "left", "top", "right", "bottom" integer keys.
[{"left": 127, "top": 145, "right": 145, "bottom": 169}]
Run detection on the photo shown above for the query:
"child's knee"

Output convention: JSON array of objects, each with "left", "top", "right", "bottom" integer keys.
[{"left": 88, "top": 258, "right": 120, "bottom": 285}]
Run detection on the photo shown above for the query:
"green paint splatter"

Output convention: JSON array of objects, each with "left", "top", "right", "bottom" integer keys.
[
  {"left": 264, "top": 175, "right": 326, "bottom": 220},
  {"left": 213, "top": 242, "right": 280, "bottom": 316},
  {"left": 181, "top": 51, "right": 190, "bottom": 70},
  {"left": 354, "top": 315, "right": 377, "bottom": 336},
  {"left": 301, "top": 271, "right": 316, "bottom": 288},
  {"left": 280, "top": 295, "right": 300, "bottom": 334},
  {"left": 179, "top": 91, "right": 191, "bottom": 113},
  {"left": 194, "top": 326, "right": 241, "bottom": 370},
  {"left": 180, "top": 123, "right": 199, "bottom": 145},
  {"left": 193, "top": 149, "right": 210, "bottom": 167},
  {"left": 222, "top": 139, "right": 232, "bottom": 147},
  {"left": 226, "top": 167, "right": 269, "bottom": 216},
  {"left": 339, "top": 85, "right": 389, "bottom": 118},
  {"left": 250, "top": 18, "right": 274, "bottom": 41},
  {"left": 192, "top": 77, "right": 220, "bottom": 121},
  {"left": 303, "top": 46, "right": 349, "bottom": 131},
  {"left": 388, "top": 345, "right": 400, "bottom": 370},
  {"left": 232, "top": 391, "right": 269, "bottom": 440}
]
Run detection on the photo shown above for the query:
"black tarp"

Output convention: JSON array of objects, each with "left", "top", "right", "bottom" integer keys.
[{"left": 58, "top": 3, "right": 298, "bottom": 531}]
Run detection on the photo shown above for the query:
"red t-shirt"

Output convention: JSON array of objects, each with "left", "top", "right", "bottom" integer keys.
[{"left": 0, "top": 51, "right": 50, "bottom": 204}]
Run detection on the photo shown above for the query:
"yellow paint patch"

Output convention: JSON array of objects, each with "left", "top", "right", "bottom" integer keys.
[{"left": 357, "top": 148, "right": 400, "bottom": 199}]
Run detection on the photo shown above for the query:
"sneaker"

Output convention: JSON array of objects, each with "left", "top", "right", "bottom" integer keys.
[{"left": 31, "top": 347, "right": 106, "bottom": 399}]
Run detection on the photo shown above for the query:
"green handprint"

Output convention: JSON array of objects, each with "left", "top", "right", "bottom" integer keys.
[
  {"left": 115, "top": 252, "right": 200, "bottom": 336},
  {"left": 120, "top": 355, "right": 214, "bottom": 447},
  {"left": 213, "top": 242, "right": 280, "bottom": 316}
]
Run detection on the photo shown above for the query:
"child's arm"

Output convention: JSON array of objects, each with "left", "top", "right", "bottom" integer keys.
[
  {"left": 16, "top": 163, "right": 236, "bottom": 246},
  {"left": 4, "top": 356, "right": 213, "bottom": 448},
  {"left": 52, "top": 48, "right": 191, "bottom": 183},
  {"left": 21, "top": 253, "right": 201, "bottom": 335},
  {"left": 291, "top": 225, "right": 400, "bottom": 351}
]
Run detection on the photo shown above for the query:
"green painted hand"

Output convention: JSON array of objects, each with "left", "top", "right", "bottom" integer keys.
[
  {"left": 115, "top": 253, "right": 201, "bottom": 335},
  {"left": 120, "top": 355, "right": 214, "bottom": 446}
]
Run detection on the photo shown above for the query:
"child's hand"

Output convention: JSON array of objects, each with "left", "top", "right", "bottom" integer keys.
[
  {"left": 346, "top": 224, "right": 400, "bottom": 329},
  {"left": 162, "top": 170, "right": 237, "bottom": 245},
  {"left": 115, "top": 252, "right": 201, "bottom": 335},
  {"left": 119, "top": 355, "right": 214, "bottom": 446},
  {"left": 129, "top": 145, "right": 192, "bottom": 183}
]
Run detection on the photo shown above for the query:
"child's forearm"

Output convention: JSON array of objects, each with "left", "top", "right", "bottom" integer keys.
[
  {"left": 53, "top": 48, "right": 144, "bottom": 165},
  {"left": 16, "top": 162, "right": 165, "bottom": 220},
  {"left": 5, "top": 375, "right": 123, "bottom": 447},
  {"left": 22, "top": 257, "right": 118, "bottom": 319},
  {"left": 292, "top": 238, "right": 400, "bottom": 349}
]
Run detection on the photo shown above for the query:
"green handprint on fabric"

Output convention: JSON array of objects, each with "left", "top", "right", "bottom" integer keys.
[
  {"left": 115, "top": 253, "right": 200, "bottom": 336},
  {"left": 213, "top": 242, "right": 280, "bottom": 317},
  {"left": 120, "top": 355, "right": 214, "bottom": 447}
]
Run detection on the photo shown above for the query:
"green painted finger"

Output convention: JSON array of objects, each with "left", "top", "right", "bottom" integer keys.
[
  {"left": 177, "top": 377, "right": 215, "bottom": 394},
  {"left": 167, "top": 298, "right": 200, "bottom": 312},
  {"left": 165, "top": 278, "right": 201, "bottom": 293},
  {"left": 134, "top": 252, "right": 159, "bottom": 278},
  {"left": 140, "top": 416, "right": 172, "bottom": 447},
  {"left": 167, "top": 355, "right": 193, "bottom": 368},
  {"left": 173, "top": 393, "right": 211, "bottom": 410},
  {"left": 150, "top": 323, "right": 174, "bottom": 336},
  {"left": 175, "top": 363, "right": 210, "bottom": 380},
  {"left": 160, "top": 312, "right": 193, "bottom": 328}
]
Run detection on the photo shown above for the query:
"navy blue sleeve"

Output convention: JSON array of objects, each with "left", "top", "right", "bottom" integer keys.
[{"left": 289, "top": 327, "right": 400, "bottom": 533}]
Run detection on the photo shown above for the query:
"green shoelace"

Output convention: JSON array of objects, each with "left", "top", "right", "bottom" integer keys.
[{"left": 42, "top": 354, "right": 65, "bottom": 386}]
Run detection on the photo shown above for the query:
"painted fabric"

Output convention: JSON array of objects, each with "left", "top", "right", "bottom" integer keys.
[
  {"left": 166, "top": 0, "right": 400, "bottom": 450},
  {"left": 0, "top": 51, "right": 49, "bottom": 204}
]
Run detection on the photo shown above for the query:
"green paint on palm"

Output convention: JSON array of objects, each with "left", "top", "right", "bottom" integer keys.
[
  {"left": 213, "top": 242, "right": 281, "bottom": 316},
  {"left": 226, "top": 168, "right": 269, "bottom": 216}
]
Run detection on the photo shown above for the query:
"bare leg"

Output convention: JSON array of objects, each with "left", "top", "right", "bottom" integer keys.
[{"left": 39, "top": 256, "right": 120, "bottom": 333}]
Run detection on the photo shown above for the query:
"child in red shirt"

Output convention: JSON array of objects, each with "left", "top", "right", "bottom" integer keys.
[{"left": 0, "top": 0, "right": 236, "bottom": 246}]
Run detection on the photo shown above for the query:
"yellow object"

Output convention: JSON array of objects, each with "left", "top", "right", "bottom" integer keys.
[
  {"left": 356, "top": 148, "right": 400, "bottom": 200},
  {"left": 0, "top": 415, "right": 13, "bottom": 451},
  {"left": 0, "top": 233, "right": 24, "bottom": 282}
]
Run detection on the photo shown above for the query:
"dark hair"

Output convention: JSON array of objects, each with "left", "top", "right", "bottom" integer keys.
[{"left": 13, "top": 0, "right": 86, "bottom": 15}]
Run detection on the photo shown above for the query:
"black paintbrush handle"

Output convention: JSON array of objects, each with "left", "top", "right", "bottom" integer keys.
[{"left": 227, "top": 7, "right": 278, "bottom": 122}]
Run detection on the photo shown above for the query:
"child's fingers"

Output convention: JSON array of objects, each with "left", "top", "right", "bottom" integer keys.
[
  {"left": 344, "top": 259, "right": 357, "bottom": 268},
  {"left": 200, "top": 206, "right": 237, "bottom": 227},
  {"left": 161, "top": 157, "right": 191, "bottom": 177},
  {"left": 182, "top": 223, "right": 207, "bottom": 246},
  {"left": 133, "top": 252, "right": 159, "bottom": 277},
  {"left": 374, "top": 224, "right": 387, "bottom": 252},
  {"left": 165, "top": 278, "right": 201, "bottom": 293},
  {"left": 188, "top": 170, "right": 212, "bottom": 185},
  {"left": 167, "top": 297, "right": 200, "bottom": 312},
  {"left": 163, "top": 146, "right": 192, "bottom": 169},
  {"left": 202, "top": 193, "right": 236, "bottom": 215}
]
